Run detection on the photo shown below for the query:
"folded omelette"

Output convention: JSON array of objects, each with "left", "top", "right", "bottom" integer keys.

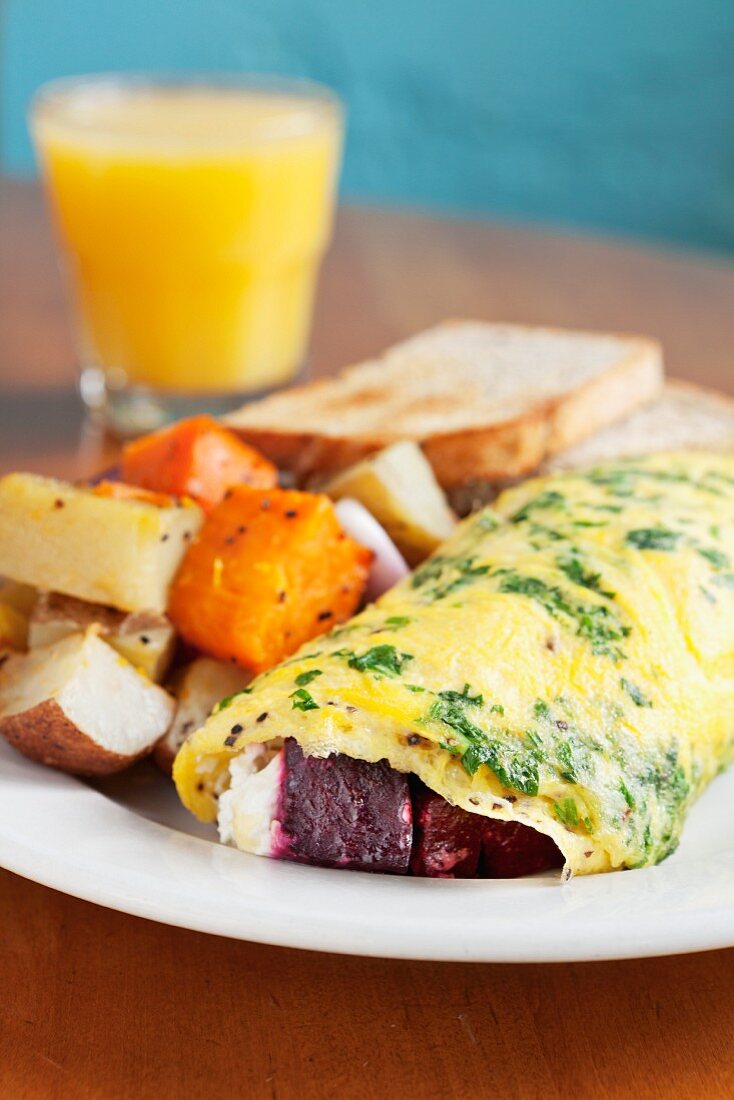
[{"left": 175, "top": 452, "right": 734, "bottom": 877}]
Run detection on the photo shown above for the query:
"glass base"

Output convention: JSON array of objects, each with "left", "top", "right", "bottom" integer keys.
[{"left": 79, "top": 364, "right": 306, "bottom": 439}]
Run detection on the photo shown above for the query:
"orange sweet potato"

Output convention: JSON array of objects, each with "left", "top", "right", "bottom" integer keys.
[
  {"left": 168, "top": 487, "right": 373, "bottom": 672},
  {"left": 121, "top": 416, "right": 278, "bottom": 512}
]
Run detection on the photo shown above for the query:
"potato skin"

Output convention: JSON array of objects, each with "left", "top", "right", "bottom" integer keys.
[{"left": 0, "top": 699, "right": 151, "bottom": 777}]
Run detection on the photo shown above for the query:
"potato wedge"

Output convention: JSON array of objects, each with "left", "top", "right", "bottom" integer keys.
[
  {"left": 29, "top": 592, "right": 176, "bottom": 683},
  {"left": 0, "top": 579, "right": 37, "bottom": 617},
  {"left": 0, "top": 473, "right": 203, "bottom": 612},
  {"left": 324, "top": 441, "right": 456, "bottom": 565},
  {"left": 0, "top": 605, "right": 27, "bottom": 653},
  {"left": 154, "top": 657, "right": 250, "bottom": 774},
  {"left": 0, "top": 628, "right": 175, "bottom": 776},
  {"left": 0, "top": 579, "right": 36, "bottom": 652}
]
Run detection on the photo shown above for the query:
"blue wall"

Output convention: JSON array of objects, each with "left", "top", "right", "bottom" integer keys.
[{"left": 3, "top": 0, "right": 734, "bottom": 253}]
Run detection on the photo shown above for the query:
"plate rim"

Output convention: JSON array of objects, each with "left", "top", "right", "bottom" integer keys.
[{"left": 1, "top": 743, "right": 733, "bottom": 963}]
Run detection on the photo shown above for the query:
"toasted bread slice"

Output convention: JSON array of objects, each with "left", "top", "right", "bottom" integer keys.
[
  {"left": 448, "top": 380, "right": 734, "bottom": 515},
  {"left": 542, "top": 380, "right": 734, "bottom": 472},
  {"left": 226, "top": 321, "right": 663, "bottom": 488}
]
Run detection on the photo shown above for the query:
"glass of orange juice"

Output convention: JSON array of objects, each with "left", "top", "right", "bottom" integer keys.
[{"left": 30, "top": 74, "right": 343, "bottom": 435}]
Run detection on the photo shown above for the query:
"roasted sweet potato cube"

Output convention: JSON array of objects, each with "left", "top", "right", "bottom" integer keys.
[
  {"left": 168, "top": 487, "right": 372, "bottom": 671},
  {"left": 121, "top": 415, "right": 278, "bottom": 512}
]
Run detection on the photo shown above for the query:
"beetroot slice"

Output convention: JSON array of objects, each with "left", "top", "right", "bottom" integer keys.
[
  {"left": 481, "top": 819, "right": 563, "bottom": 878},
  {"left": 272, "top": 739, "right": 412, "bottom": 874},
  {"left": 409, "top": 782, "right": 483, "bottom": 878}
]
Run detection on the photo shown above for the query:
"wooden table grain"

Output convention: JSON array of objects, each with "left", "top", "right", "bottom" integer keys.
[{"left": 1, "top": 177, "right": 734, "bottom": 1100}]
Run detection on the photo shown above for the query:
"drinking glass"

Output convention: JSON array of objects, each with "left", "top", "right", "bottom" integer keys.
[{"left": 30, "top": 74, "right": 343, "bottom": 435}]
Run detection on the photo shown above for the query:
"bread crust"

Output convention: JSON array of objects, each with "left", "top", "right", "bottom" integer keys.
[
  {"left": 0, "top": 698, "right": 150, "bottom": 777},
  {"left": 663, "top": 377, "right": 734, "bottom": 412}
]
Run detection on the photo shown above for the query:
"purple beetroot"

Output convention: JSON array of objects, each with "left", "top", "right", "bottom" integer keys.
[
  {"left": 481, "top": 818, "right": 563, "bottom": 878},
  {"left": 408, "top": 779, "right": 562, "bottom": 879},
  {"left": 409, "top": 782, "right": 483, "bottom": 877},
  {"left": 229, "top": 741, "right": 562, "bottom": 878},
  {"left": 272, "top": 739, "right": 412, "bottom": 874}
]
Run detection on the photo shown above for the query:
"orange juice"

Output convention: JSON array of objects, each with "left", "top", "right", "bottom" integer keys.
[{"left": 31, "top": 78, "right": 342, "bottom": 403}]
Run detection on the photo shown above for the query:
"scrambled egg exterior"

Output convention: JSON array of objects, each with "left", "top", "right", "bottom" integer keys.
[{"left": 175, "top": 453, "right": 734, "bottom": 876}]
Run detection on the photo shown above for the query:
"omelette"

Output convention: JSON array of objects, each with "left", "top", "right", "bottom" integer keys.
[{"left": 174, "top": 452, "right": 734, "bottom": 878}]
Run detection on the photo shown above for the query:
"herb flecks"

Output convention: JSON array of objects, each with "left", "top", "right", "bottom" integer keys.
[
  {"left": 215, "top": 687, "right": 252, "bottom": 713},
  {"left": 411, "top": 554, "right": 490, "bottom": 600},
  {"left": 620, "top": 781, "right": 636, "bottom": 809},
  {"left": 290, "top": 688, "right": 319, "bottom": 712},
  {"left": 621, "top": 677, "right": 653, "bottom": 707},
  {"left": 437, "top": 683, "right": 483, "bottom": 707},
  {"left": 425, "top": 688, "right": 539, "bottom": 795},
  {"left": 511, "top": 489, "right": 566, "bottom": 524},
  {"left": 553, "top": 798, "right": 580, "bottom": 828},
  {"left": 496, "top": 570, "right": 630, "bottom": 661},
  {"left": 557, "top": 554, "right": 615, "bottom": 600},
  {"left": 626, "top": 527, "right": 682, "bottom": 552},
  {"left": 294, "top": 669, "right": 323, "bottom": 688},
  {"left": 697, "top": 546, "right": 730, "bottom": 570},
  {"left": 533, "top": 699, "right": 551, "bottom": 720},
  {"left": 346, "top": 644, "right": 413, "bottom": 678}
]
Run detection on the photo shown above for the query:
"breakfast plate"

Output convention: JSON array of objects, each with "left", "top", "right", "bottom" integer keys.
[
  {"left": 2, "top": 328, "right": 734, "bottom": 963},
  {"left": 1, "top": 735, "right": 733, "bottom": 962}
]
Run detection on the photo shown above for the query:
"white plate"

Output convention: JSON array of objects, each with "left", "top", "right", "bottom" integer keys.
[{"left": 0, "top": 736, "right": 733, "bottom": 962}]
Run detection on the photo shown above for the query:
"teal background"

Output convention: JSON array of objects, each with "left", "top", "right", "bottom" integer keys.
[{"left": 2, "top": 0, "right": 734, "bottom": 253}]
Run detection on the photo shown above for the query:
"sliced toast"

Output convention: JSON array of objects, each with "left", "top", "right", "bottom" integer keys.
[
  {"left": 226, "top": 321, "right": 663, "bottom": 488},
  {"left": 543, "top": 380, "right": 734, "bottom": 473},
  {"left": 448, "top": 380, "right": 734, "bottom": 515}
]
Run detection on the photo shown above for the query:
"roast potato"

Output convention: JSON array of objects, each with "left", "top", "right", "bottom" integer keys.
[
  {"left": 0, "top": 579, "right": 37, "bottom": 652},
  {"left": 29, "top": 592, "right": 176, "bottom": 683},
  {"left": 0, "top": 627, "right": 175, "bottom": 776},
  {"left": 0, "top": 473, "right": 203, "bottom": 612},
  {"left": 324, "top": 441, "right": 456, "bottom": 565},
  {"left": 154, "top": 657, "right": 250, "bottom": 774},
  {"left": 0, "top": 605, "right": 27, "bottom": 653}
]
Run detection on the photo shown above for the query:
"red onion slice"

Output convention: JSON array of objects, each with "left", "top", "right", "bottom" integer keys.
[{"left": 334, "top": 498, "right": 410, "bottom": 600}]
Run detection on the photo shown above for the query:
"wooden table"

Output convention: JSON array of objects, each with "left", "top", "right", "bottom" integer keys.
[{"left": 2, "top": 178, "right": 734, "bottom": 1099}]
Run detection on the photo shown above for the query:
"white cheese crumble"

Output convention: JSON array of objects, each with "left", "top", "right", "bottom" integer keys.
[{"left": 218, "top": 743, "right": 282, "bottom": 855}]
